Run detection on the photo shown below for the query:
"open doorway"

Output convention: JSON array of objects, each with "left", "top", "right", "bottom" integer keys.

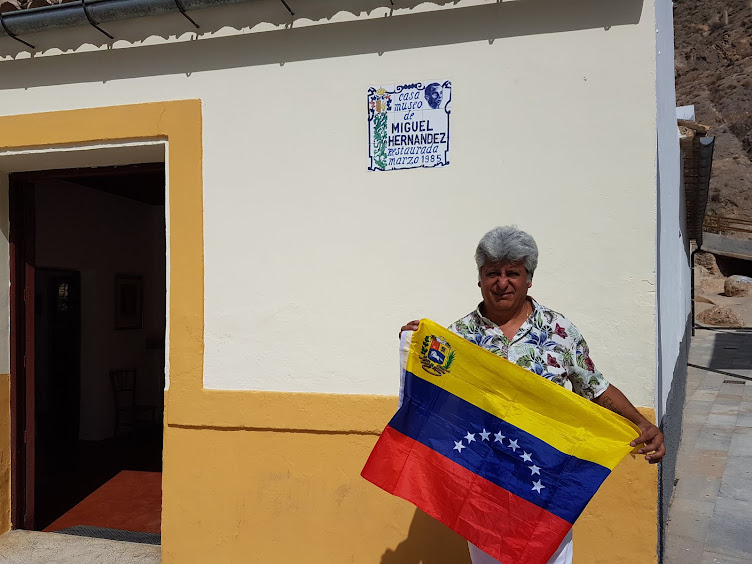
[{"left": 10, "top": 163, "right": 166, "bottom": 540}]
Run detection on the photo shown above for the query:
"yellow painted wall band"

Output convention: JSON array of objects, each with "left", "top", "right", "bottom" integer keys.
[{"left": 407, "top": 320, "right": 640, "bottom": 469}]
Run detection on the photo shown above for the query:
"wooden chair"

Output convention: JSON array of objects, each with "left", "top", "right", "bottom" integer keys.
[{"left": 110, "top": 369, "right": 156, "bottom": 437}]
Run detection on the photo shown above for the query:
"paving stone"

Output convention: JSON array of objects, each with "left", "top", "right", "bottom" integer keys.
[
  {"left": 738, "top": 401, "right": 752, "bottom": 414},
  {"left": 695, "top": 429, "right": 733, "bottom": 451},
  {"left": 707, "top": 402, "right": 740, "bottom": 415},
  {"left": 721, "top": 391, "right": 747, "bottom": 401},
  {"left": 680, "top": 427, "right": 703, "bottom": 449},
  {"left": 676, "top": 450, "right": 727, "bottom": 479},
  {"left": 720, "top": 455, "right": 752, "bottom": 480},
  {"left": 690, "top": 353, "right": 707, "bottom": 365},
  {"left": 690, "top": 354, "right": 713, "bottom": 361},
  {"left": 701, "top": 551, "right": 751, "bottom": 564},
  {"left": 718, "top": 385, "right": 745, "bottom": 397},
  {"left": 0, "top": 530, "right": 160, "bottom": 564},
  {"left": 687, "top": 373, "right": 708, "bottom": 383},
  {"left": 686, "top": 383, "right": 702, "bottom": 399},
  {"left": 665, "top": 498, "right": 714, "bottom": 542},
  {"left": 683, "top": 413, "right": 710, "bottom": 430},
  {"left": 664, "top": 535, "right": 705, "bottom": 564},
  {"left": 667, "top": 331, "right": 752, "bottom": 561},
  {"left": 705, "top": 414, "right": 739, "bottom": 430},
  {"left": 704, "top": 497, "right": 752, "bottom": 559},
  {"left": 727, "top": 427, "right": 752, "bottom": 456},
  {"left": 693, "top": 389, "right": 720, "bottom": 402},
  {"left": 734, "top": 413, "right": 752, "bottom": 427},
  {"left": 710, "top": 394, "right": 742, "bottom": 414},
  {"left": 686, "top": 400, "right": 717, "bottom": 415},
  {"left": 700, "top": 382, "right": 727, "bottom": 394},
  {"left": 718, "top": 472, "right": 752, "bottom": 502},
  {"left": 673, "top": 475, "right": 722, "bottom": 503}
]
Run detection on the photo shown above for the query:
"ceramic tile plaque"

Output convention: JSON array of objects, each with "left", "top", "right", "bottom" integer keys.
[{"left": 368, "top": 80, "right": 452, "bottom": 171}]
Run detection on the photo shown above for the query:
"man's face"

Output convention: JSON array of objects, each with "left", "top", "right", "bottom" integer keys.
[
  {"left": 479, "top": 261, "right": 532, "bottom": 319},
  {"left": 426, "top": 86, "right": 442, "bottom": 108}
]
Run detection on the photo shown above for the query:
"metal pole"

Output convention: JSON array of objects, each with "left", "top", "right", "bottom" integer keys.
[{"left": 691, "top": 247, "right": 698, "bottom": 336}]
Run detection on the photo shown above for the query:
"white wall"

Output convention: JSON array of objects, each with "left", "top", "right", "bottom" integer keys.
[
  {"left": 655, "top": 0, "right": 689, "bottom": 421},
  {"left": 654, "top": 1, "right": 688, "bottom": 545},
  {"left": 35, "top": 180, "right": 165, "bottom": 441},
  {"left": 0, "top": 0, "right": 659, "bottom": 406}
]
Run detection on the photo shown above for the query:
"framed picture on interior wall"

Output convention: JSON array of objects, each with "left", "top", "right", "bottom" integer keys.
[{"left": 115, "top": 275, "right": 143, "bottom": 330}]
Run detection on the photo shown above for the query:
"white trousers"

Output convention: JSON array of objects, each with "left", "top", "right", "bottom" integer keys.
[{"left": 468, "top": 530, "right": 573, "bottom": 564}]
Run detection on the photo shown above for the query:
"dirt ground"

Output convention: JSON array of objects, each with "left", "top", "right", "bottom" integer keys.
[
  {"left": 694, "top": 286, "right": 752, "bottom": 326},
  {"left": 674, "top": 0, "right": 752, "bottom": 231}
]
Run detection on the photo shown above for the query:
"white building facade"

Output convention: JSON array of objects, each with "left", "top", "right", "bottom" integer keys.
[{"left": 0, "top": 1, "right": 686, "bottom": 562}]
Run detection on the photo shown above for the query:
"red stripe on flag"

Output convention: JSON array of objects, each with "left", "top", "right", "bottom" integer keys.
[{"left": 362, "top": 426, "right": 571, "bottom": 564}]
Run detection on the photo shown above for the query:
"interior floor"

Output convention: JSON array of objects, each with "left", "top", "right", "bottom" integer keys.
[
  {"left": 36, "top": 426, "right": 162, "bottom": 532},
  {"left": 43, "top": 469, "right": 162, "bottom": 535}
]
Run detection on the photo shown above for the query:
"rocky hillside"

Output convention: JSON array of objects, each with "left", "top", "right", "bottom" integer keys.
[{"left": 674, "top": 0, "right": 752, "bottom": 220}]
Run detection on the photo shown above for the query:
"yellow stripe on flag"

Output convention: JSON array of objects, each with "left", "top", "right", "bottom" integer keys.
[{"left": 408, "top": 319, "right": 640, "bottom": 469}]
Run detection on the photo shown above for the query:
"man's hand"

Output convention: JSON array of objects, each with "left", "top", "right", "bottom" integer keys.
[
  {"left": 399, "top": 320, "right": 420, "bottom": 337},
  {"left": 594, "top": 384, "right": 666, "bottom": 464},
  {"left": 631, "top": 422, "right": 666, "bottom": 464}
]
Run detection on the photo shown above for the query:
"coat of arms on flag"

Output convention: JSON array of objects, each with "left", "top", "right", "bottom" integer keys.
[
  {"left": 420, "top": 334, "right": 454, "bottom": 376},
  {"left": 362, "top": 319, "right": 639, "bottom": 564}
]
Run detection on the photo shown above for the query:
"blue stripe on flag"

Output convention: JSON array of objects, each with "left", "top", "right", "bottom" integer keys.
[{"left": 389, "top": 371, "right": 611, "bottom": 523}]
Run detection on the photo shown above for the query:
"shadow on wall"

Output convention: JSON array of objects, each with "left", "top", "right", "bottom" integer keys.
[
  {"left": 381, "top": 508, "right": 471, "bottom": 564},
  {"left": 658, "top": 315, "right": 691, "bottom": 562},
  {"left": 0, "top": 0, "right": 643, "bottom": 89}
]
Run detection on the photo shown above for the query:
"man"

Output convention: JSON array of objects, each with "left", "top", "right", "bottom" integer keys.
[{"left": 401, "top": 225, "right": 665, "bottom": 564}]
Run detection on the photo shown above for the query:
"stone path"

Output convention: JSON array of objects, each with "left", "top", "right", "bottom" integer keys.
[
  {"left": 0, "top": 530, "right": 160, "bottom": 564},
  {"left": 665, "top": 329, "right": 752, "bottom": 563}
]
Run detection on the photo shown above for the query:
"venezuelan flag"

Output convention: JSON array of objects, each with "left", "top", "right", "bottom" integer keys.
[{"left": 362, "top": 319, "right": 639, "bottom": 564}]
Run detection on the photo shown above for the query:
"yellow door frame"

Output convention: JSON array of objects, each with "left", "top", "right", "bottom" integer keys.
[{"left": 0, "top": 100, "right": 204, "bottom": 542}]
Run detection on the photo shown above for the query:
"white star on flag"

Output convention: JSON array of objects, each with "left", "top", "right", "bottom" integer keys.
[
  {"left": 479, "top": 429, "right": 490, "bottom": 441},
  {"left": 529, "top": 464, "right": 541, "bottom": 476},
  {"left": 494, "top": 431, "right": 505, "bottom": 443},
  {"left": 520, "top": 451, "right": 532, "bottom": 463},
  {"left": 464, "top": 432, "right": 476, "bottom": 443},
  {"left": 507, "top": 439, "right": 519, "bottom": 452},
  {"left": 532, "top": 480, "right": 545, "bottom": 493},
  {"left": 453, "top": 441, "right": 466, "bottom": 453}
]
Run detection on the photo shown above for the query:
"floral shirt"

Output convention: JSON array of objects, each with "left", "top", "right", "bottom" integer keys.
[{"left": 448, "top": 298, "right": 609, "bottom": 400}]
